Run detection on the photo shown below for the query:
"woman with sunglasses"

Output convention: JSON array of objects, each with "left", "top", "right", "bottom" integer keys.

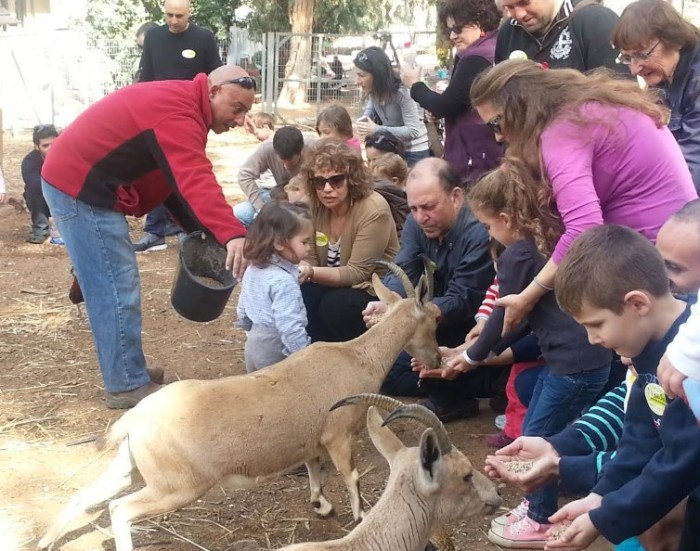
[
  {"left": 297, "top": 139, "right": 399, "bottom": 342},
  {"left": 470, "top": 59, "right": 697, "bottom": 336},
  {"left": 353, "top": 47, "right": 430, "bottom": 166},
  {"left": 612, "top": 0, "right": 700, "bottom": 193},
  {"left": 400, "top": 0, "right": 503, "bottom": 185}
]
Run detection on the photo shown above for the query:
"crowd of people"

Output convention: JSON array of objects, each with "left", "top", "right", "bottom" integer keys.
[{"left": 3, "top": 0, "right": 700, "bottom": 549}]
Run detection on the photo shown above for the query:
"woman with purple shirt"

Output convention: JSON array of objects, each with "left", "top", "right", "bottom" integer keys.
[
  {"left": 470, "top": 59, "right": 697, "bottom": 332},
  {"left": 400, "top": 0, "right": 503, "bottom": 185}
]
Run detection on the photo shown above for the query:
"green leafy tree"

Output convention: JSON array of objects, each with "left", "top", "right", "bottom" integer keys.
[{"left": 84, "top": 0, "right": 238, "bottom": 41}]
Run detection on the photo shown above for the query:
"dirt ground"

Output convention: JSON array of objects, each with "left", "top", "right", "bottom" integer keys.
[{"left": 0, "top": 131, "right": 612, "bottom": 551}]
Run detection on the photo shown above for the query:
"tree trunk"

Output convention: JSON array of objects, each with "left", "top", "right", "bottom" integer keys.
[{"left": 277, "top": 0, "right": 314, "bottom": 107}]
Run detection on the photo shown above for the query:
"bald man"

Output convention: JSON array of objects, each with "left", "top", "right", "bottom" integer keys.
[
  {"left": 139, "top": 0, "right": 221, "bottom": 83},
  {"left": 363, "top": 158, "right": 499, "bottom": 422},
  {"left": 135, "top": 0, "right": 223, "bottom": 251},
  {"left": 656, "top": 198, "right": 700, "bottom": 296},
  {"left": 41, "top": 65, "right": 255, "bottom": 409}
]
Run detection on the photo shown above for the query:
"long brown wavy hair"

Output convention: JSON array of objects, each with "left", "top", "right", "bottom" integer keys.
[
  {"left": 467, "top": 160, "right": 564, "bottom": 258},
  {"left": 470, "top": 60, "right": 668, "bottom": 179}
]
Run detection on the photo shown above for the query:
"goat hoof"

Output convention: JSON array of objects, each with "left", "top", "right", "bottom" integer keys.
[{"left": 312, "top": 500, "right": 334, "bottom": 517}]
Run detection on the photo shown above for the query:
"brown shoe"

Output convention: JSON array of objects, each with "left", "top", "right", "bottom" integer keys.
[
  {"left": 147, "top": 366, "right": 165, "bottom": 384},
  {"left": 106, "top": 381, "right": 161, "bottom": 409}
]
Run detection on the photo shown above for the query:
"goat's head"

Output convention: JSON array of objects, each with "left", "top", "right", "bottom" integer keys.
[
  {"left": 378, "top": 403, "right": 502, "bottom": 522},
  {"left": 373, "top": 260, "right": 441, "bottom": 369}
]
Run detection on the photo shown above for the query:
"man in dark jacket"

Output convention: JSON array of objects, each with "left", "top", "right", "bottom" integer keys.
[
  {"left": 363, "top": 158, "right": 502, "bottom": 422},
  {"left": 21, "top": 124, "right": 61, "bottom": 244},
  {"left": 134, "top": 0, "right": 222, "bottom": 252},
  {"left": 495, "top": 0, "right": 622, "bottom": 72}
]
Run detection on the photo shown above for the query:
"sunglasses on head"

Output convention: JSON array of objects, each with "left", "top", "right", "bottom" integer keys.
[
  {"left": 219, "top": 76, "right": 257, "bottom": 91},
  {"left": 486, "top": 114, "right": 503, "bottom": 134},
  {"left": 366, "top": 134, "right": 387, "bottom": 146},
  {"left": 310, "top": 174, "right": 346, "bottom": 190},
  {"left": 356, "top": 52, "right": 368, "bottom": 63}
]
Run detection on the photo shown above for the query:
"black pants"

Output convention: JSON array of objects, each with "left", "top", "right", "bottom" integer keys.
[
  {"left": 381, "top": 320, "right": 506, "bottom": 407},
  {"left": 301, "top": 282, "right": 374, "bottom": 342}
]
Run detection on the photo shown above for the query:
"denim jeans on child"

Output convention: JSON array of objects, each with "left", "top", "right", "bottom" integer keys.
[
  {"left": 42, "top": 180, "right": 151, "bottom": 393},
  {"left": 232, "top": 188, "right": 272, "bottom": 228},
  {"left": 523, "top": 364, "right": 611, "bottom": 524}
]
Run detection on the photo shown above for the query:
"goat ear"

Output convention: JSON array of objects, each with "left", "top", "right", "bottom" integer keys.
[
  {"left": 373, "top": 273, "right": 400, "bottom": 305},
  {"left": 416, "top": 275, "right": 428, "bottom": 305},
  {"left": 419, "top": 428, "right": 443, "bottom": 486},
  {"left": 367, "top": 407, "right": 404, "bottom": 466}
]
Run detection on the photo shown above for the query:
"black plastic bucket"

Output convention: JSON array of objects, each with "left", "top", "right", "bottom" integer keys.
[{"left": 170, "top": 232, "right": 236, "bottom": 322}]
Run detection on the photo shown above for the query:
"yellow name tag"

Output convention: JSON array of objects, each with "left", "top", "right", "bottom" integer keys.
[
  {"left": 315, "top": 232, "right": 329, "bottom": 247},
  {"left": 182, "top": 49, "right": 196, "bottom": 59},
  {"left": 645, "top": 383, "right": 667, "bottom": 416}
]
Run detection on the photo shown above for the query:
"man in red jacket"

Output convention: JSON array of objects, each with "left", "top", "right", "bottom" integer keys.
[{"left": 41, "top": 64, "right": 254, "bottom": 408}]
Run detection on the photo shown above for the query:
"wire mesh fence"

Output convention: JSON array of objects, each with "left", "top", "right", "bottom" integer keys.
[{"left": 0, "top": 29, "right": 437, "bottom": 131}]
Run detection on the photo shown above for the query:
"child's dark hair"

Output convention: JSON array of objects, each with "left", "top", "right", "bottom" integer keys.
[
  {"left": 33, "top": 124, "right": 59, "bottom": 146},
  {"left": 243, "top": 202, "right": 312, "bottom": 267},
  {"left": 556, "top": 224, "right": 670, "bottom": 316},
  {"left": 364, "top": 130, "right": 405, "bottom": 156},
  {"left": 316, "top": 105, "right": 353, "bottom": 139},
  {"left": 467, "top": 160, "right": 564, "bottom": 257}
]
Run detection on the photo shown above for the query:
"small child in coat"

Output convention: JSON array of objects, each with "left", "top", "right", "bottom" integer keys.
[{"left": 236, "top": 201, "right": 314, "bottom": 372}]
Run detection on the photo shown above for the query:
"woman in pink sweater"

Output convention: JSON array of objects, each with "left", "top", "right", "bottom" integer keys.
[{"left": 470, "top": 60, "right": 697, "bottom": 331}]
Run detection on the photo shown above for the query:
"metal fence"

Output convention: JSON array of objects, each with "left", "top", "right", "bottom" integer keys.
[{"left": 0, "top": 29, "right": 436, "bottom": 131}]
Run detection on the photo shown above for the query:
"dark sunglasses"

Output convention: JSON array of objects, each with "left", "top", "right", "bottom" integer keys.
[
  {"left": 219, "top": 76, "right": 257, "bottom": 91},
  {"left": 446, "top": 23, "right": 465, "bottom": 36},
  {"left": 486, "top": 114, "right": 503, "bottom": 134},
  {"left": 356, "top": 52, "right": 368, "bottom": 63},
  {"left": 310, "top": 174, "right": 346, "bottom": 190}
]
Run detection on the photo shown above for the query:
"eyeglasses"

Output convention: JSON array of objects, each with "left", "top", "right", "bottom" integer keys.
[
  {"left": 446, "top": 24, "right": 465, "bottom": 36},
  {"left": 486, "top": 114, "right": 503, "bottom": 134},
  {"left": 219, "top": 76, "right": 257, "bottom": 91},
  {"left": 356, "top": 52, "right": 368, "bottom": 63},
  {"left": 310, "top": 174, "right": 347, "bottom": 190},
  {"left": 617, "top": 40, "right": 661, "bottom": 65}
]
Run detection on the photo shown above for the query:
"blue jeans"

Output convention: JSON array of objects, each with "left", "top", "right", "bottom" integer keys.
[
  {"left": 403, "top": 149, "right": 431, "bottom": 167},
  {"left": 523, "top": 364, "right": 610, "bottom": 523},
  {"left": 42, "top": 180, "right": 150, "bottom": 393},
  {"left": 233, "top": 188, "right": 272, "bottom": 228}
]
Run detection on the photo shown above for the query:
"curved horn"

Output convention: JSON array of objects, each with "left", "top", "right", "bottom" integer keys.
[
  {"left": 419, "top": 254, "right": 435, "bottom": 302},
  {"left": 382, "top": 403, "right": 452, "bottom": 454},
  {"left": 330, "top": 393, "right": 405, "bottom": 412},
  {"left": 375, "top": 260, "right": 415, "bottom": 298}
]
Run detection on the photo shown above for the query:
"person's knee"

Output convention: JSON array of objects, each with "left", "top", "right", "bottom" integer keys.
[{"left": 233, "top": 202, "right": 255, "bottom": 227}]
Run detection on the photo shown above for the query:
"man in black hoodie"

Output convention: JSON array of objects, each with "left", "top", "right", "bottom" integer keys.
[{"left": 495, "top": 0, "right": 623, "bottom": 72}]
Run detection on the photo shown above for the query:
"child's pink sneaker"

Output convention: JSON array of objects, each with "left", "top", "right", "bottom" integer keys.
[
  {"left": 488, "top": 515, "right": 551, "bottom": 549},
  {"left": 491, "top": 499, "right": 529, "bottom": 528}
]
